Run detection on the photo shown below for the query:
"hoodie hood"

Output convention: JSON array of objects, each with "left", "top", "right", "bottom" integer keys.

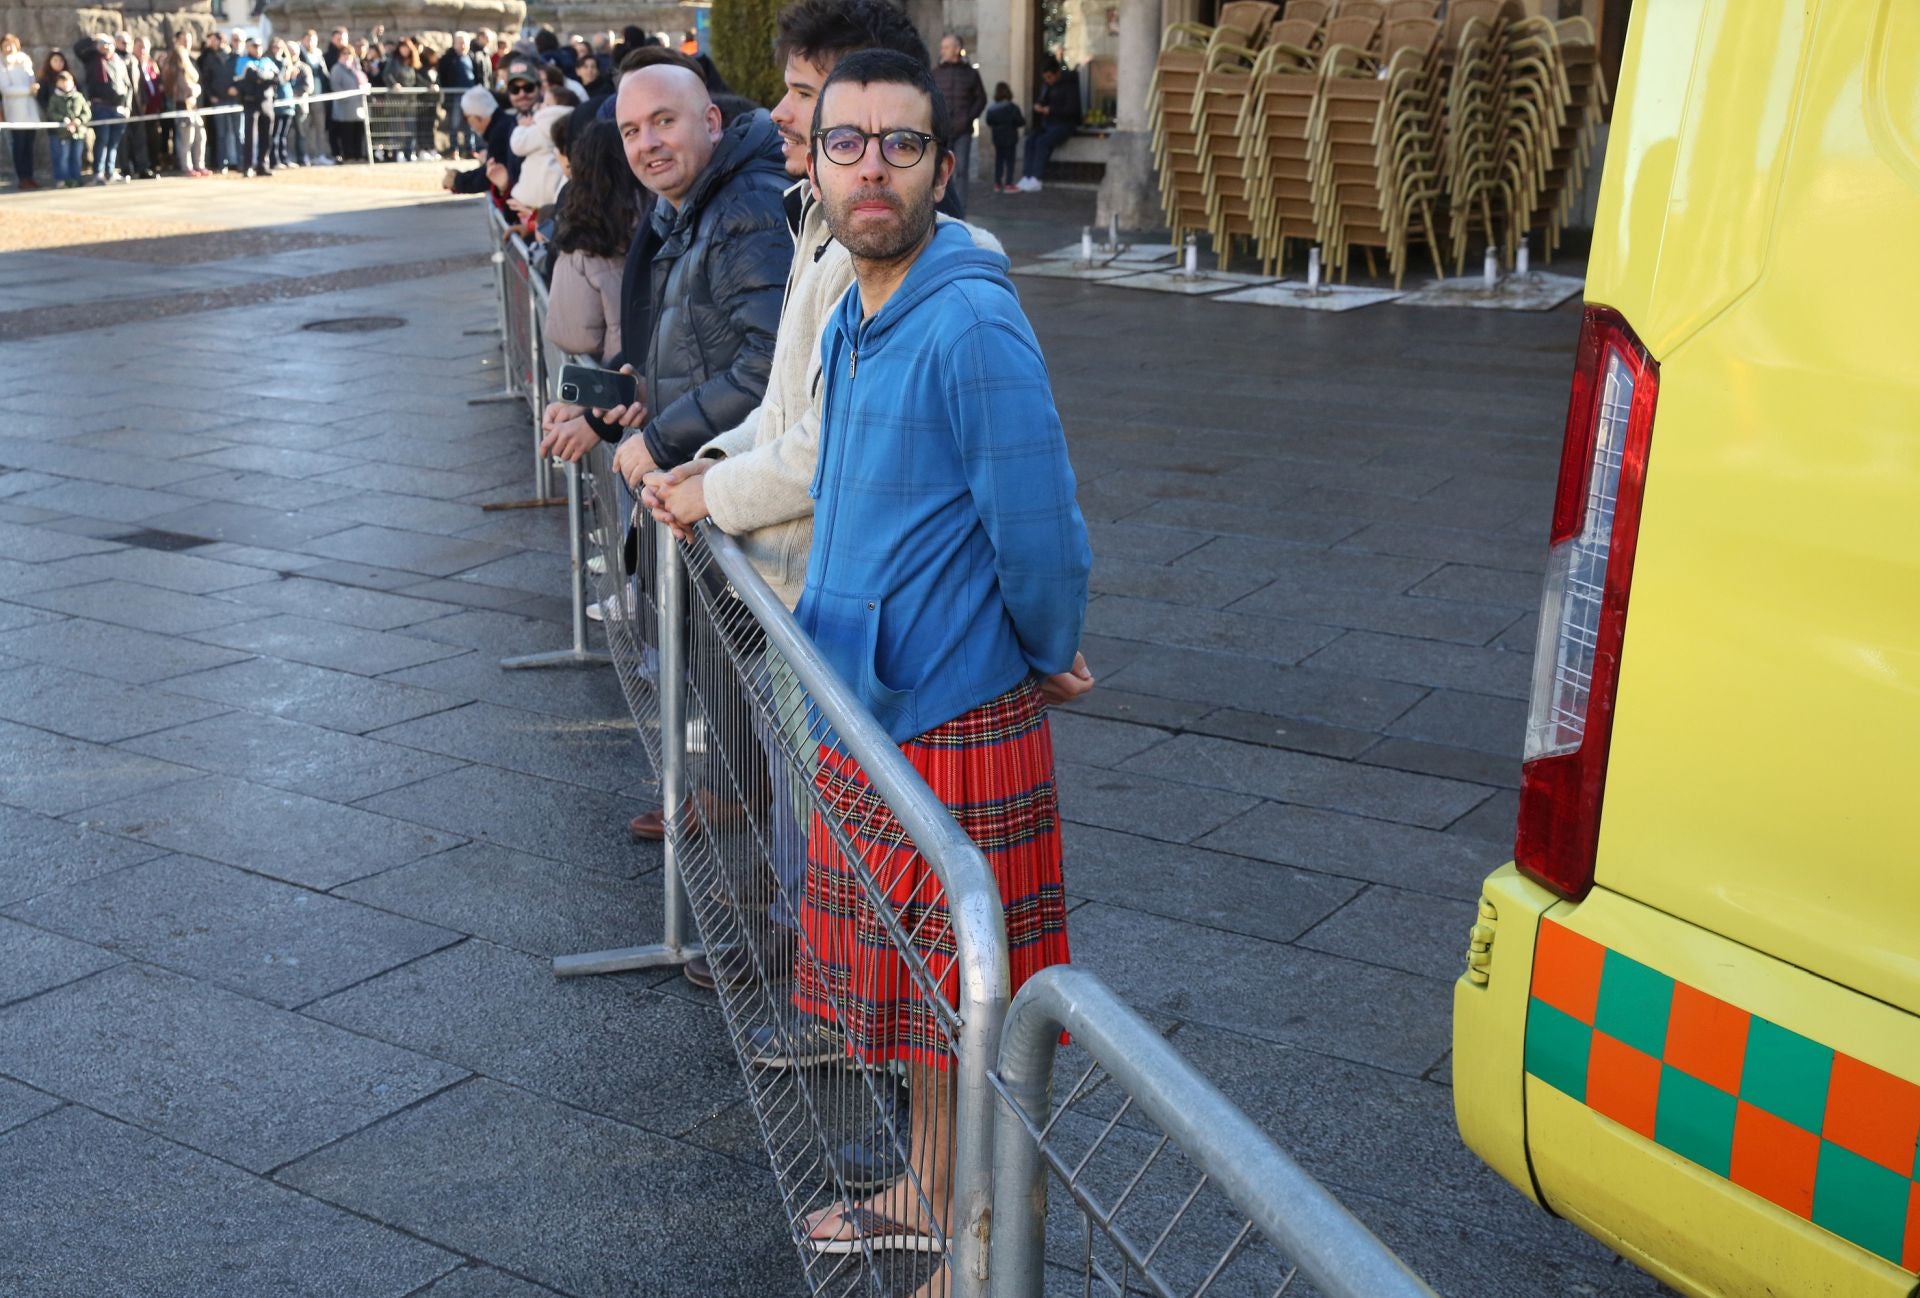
[{"left": 831, "top": 219, "right": 1014, "bottom": 355}]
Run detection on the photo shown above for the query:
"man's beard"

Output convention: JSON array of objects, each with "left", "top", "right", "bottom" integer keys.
[{"left": 827, "top": 182, "right": 936, "bottom": 264}]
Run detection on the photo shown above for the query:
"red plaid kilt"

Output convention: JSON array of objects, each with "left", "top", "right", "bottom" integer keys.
[{"left": 793, "top": 677, "right": 1071, "bottom": 1070}]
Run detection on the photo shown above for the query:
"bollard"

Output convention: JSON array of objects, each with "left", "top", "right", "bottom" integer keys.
[{"left": 1307, "top": 244, "right": 1322, "bottom": 293}]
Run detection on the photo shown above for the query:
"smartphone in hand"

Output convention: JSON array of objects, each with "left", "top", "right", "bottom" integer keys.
[{"left": 557, "top": 363, "right": 638, "bottom": 410}]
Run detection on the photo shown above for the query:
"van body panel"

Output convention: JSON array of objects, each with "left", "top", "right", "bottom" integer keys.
[
  {"left": 1596, "top": 0, "right": 1920, "bottom": 1017},
  {"left": 1523, "top": 888, "right": 1920, "bottom": 1289}
]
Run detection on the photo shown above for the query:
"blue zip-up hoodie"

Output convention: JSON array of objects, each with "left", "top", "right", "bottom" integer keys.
[{"left": 797, "top": 221, "right": 1092, "bottom": 743}]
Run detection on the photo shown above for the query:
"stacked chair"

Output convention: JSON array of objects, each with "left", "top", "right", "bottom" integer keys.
[
  {"left": 1152, "top": 0, "right": 1603, "bottom": 282},
  {"left": 1147, "top": 24, "right": 1214, "bottom": 242},
  {"left": 1298, "top": 1, "right": 1447, "bottom": 286}
]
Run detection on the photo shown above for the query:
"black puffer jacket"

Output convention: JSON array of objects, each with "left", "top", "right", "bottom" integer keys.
[{"left": 618, "top": 110, "right": 791, "bottom": 470}]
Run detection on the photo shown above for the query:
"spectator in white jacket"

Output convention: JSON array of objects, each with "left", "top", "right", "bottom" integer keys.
[
  {"left": 1, "top": 33, "right": 41, "bottom": 189},
  {"left": 507, "top": 100, "right": 571, "bottom": 212}
]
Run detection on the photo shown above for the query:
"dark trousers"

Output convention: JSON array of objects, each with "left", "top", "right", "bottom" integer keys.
[
  {"left": 1021, "top": 122, "right": 1074, "bottom": 180},
  {"left": 271, "top": 113, "right": 294, "bottom": 165},
  {"left": 7, "top": 128, "right": 32, "bottom": 183},
  {"left": 211, "top": 109, "right": 240, "bottom": 169},
  {"left": 123, "top": 114, "right": 151, "bottom": 175},
  {"left": 243, "top": 104, "right": 273, "bottom": 171},
  {"left": 993, "top": 141, "right": 1016, "bottom": 187}
]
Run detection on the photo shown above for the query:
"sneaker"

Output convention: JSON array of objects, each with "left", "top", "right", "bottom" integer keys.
[
  {"left": 831, "top": 1078, "right": 911, "bottom": 1191},
  {"left": 585, "top": 554, "right": 607, "bottom": 576},
  {"left": 743, "top": 1012, "right": 849, "bottom": 1070},
  {"left": 585, "top": 592, "right": 634, "bottom": 622},
  {"left": 1023, "top": 177, "right": 1044, "bottom": 192}
]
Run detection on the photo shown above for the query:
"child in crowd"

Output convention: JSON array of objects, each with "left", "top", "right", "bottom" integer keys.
[
  {"left": 46, "top": 68, "right": 89, "bottom": 187},
  {"left": 507, "top": 99, "right": 572, "bottom": 216},
  {"left": 985, "top": 82, "right": 1023, "bottom": 194}
]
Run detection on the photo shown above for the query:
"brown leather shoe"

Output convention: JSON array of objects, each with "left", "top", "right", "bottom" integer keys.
[
  {"left": 684, "top": 928, "right": 796, "bottom": 992},
  {"left": 628, "top": 800, "right": 698, "bottom": 843}
]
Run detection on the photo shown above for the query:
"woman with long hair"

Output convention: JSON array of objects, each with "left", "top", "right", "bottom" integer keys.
[
  {"left": 543, "top": 119, "right": 637, "bottom": 363},
  {"left": 35, "top": 48, "right": 69, "bottom": 113},
  {"left": 1, "top": 34, "right": 40, "bottom": 189}
]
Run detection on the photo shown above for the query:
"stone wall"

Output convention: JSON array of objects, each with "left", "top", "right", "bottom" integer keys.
[
  {"left": 520, "top": 0, "right": 690, "bottom": 39},
  {"left": 265, "top": 0, "right": 527, "bottom": 51},
  {"left": 6, "top": 2, "right": 218, "bottom": 58}
]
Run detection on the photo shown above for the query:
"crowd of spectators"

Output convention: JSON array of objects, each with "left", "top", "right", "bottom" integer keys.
[{"left": 0, "top": 22, "right": 710, "bottom": 189}]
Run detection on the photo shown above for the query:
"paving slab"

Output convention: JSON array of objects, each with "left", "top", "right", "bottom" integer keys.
[
  {"left": 307, "top": 939, "right": 737, "bottom": 1135},
  {"left": 117, "top": 710, "right": 468, "bottom": 803},
  {"left": 0, "top": 1106, "right": 459, "bottom": 1298},
  {"left": 0, "top": 962, "right": 468, "bottom": 1171},
  {"left": 1063, "top": 822, "right": 1360, "bottom": 945},
  {"left": 0, "top": 663, "right": 233, "bottom": 743},
  {"left": 1360, "top": 735, "right": 1520, "bottom": 789},
  {"left": 1065, "top": 902, "right": 1451, "bottom": 1075},
  {"left": 140, "top": 499, "right": 358, "bottom": 550},
  {"left": 0, "top": 805, "right": 168, "bottom": 911},
  {"left": 355, "top": 764, "right": 655, "bottom": 877},
  {"left": 276, "top": 1077, "right": 804, "bottom": 1298},
  {"left": 77, "top": 773, "right": 464, "bottom": 890},
  {"left": 0, "top": 518, "right": 125, "bottom": 562},
  {"left": 0, "top": 615, "right": 253, "bottom": 684},
  {"left": 380, "top": 646, "right": 634, "bottom": 720},
  {"left": 0, "top": 1077, "right": 60, "bottom": 1136},
  {"left": 1055, "top": 760, "right": 1261, "bottom": 845},
  {"left": 369, "top": 700, "right": 655, "bottom": 795},
  {"left": 211, "top": 573, "right": 462, "bottom": 630},
  {"left": 0, "top": 915, "right": 124, "bottom": 1007},
  {"left": 0, "top": 719, "right": 204, "bottom": 817},
  {"left": 336, "top": 840, "right": 666, "bottom": 958},
  {"left": 416, "top": 1267, "right": 566, "bottom": 1297},
  {"left": 1102, "top": 646, "right": 1428, "bottom": 731},
  {"left": 1120, "top": 733, "right": 1491, "bottom": 829},
  {"left": 1302, "top": 629, "right": 1534, "bottom": 700},
  {"left": 156, "top": 655, "right": 464, "bottom": 734},
  {"left": 25, "top": 545, "right": 278, "bottom": 594},
  {"left": 6, "top": 854, "right": 460, "bottom": 1009},
  {"left": 190, "top": 611, "right": 469, "bottom": 675},
  {"left": 1194, "top": 800, "right": 1507, "bottom": 899},
  {"left": 6, "top": 480, "right": 204, "bottom": 524},
  {"left": 1295, "top": 882, "right": 1477, "bottom": 982},
  {"left": 1084, "top": 595, "right": 1344, "bottom": 664}
]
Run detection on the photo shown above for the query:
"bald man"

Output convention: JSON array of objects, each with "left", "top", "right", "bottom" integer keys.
[{"left": 540, "top": 62, "right": 789, "bottom": 483}]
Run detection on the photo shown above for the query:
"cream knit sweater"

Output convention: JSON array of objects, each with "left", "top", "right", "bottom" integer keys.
[{"left": 697, "top": 183, "right": 1005, "bottom": 608}]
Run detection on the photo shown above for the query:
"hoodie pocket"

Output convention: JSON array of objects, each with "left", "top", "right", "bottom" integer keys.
[{"left": 859, "top": 597, "right": 913, "bottom": 726}]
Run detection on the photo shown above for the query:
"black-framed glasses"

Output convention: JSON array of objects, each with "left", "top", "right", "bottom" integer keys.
[{"left": 812, "top": 126, "right": 938, "bottom": 168}]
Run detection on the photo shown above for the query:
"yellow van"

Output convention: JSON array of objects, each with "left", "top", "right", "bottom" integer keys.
[{"left": 1451, "top": 3, "right": 1920, "bottom": 1295}]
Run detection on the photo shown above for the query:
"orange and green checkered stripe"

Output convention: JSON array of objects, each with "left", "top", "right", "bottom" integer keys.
[{"left": 1524, "top": 919, "right": 1920, "bottom": 1274}]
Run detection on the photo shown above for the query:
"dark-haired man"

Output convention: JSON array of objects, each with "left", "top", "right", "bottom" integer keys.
[
  {"left": 1015, "top": 56, "right": 1079, "bottom": 192},
  {"left": 632, "top": 0, "right": 994, "bottom": 983},
  {"left": 789, "top": 47, "right": 1090, "bottom": 1268}
]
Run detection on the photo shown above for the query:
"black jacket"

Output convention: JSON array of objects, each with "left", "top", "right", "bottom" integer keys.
[
  {"left": 199, "top": 48, "right": 235, "bottom": 100},
  {"left": 1036, "top": 74, "right": 1082, "bottom": 129},
  {"left": 594, "top": 111, "right": 791, "bottom": 469},
  {"left": 451, "top": 103, "right": 520, "bottom": 195}
]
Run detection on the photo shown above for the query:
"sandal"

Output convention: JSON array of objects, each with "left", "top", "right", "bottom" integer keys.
[{"left": 802, "top": 1205, "right": 944, "bottom": 1256}]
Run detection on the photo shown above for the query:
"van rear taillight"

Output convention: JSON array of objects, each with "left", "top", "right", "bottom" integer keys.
[{"left": 1515, "top": 307, "right": 1659, "bottom": 899}]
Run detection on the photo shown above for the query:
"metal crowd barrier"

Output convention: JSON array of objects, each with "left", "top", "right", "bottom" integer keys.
[
  {"left": 990, "top": 968, "right": 1439, "bottom": 1298},
  {"left": 470, "top": 214, "right": 1435, "bottom": 1298}
]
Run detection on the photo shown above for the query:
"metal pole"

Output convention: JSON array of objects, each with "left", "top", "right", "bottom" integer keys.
[
  {"left": 469, "top": 210, "right": 518, "bottom": 406},
  {"left": 552, "top": 519, "right": 701, "bottom": 976},
  {"left": 498, "top": 455, "right": 610, "bottom": 670},
  {"left": 527, "top": 266, "right": 554, "bottom": 501},
  {"left": 989, "top": 967, "right": 1439, "bottom": 1298},
  {"left": 361, "top": 86, "right": 373, "bottom": 166}
]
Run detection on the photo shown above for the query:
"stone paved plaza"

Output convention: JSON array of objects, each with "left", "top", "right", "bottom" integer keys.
[{"left": 0, "top": 172, "right": 1666, "bottom": 1296}]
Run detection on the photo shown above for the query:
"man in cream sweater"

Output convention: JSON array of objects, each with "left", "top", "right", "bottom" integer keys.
[{"left": 633, "top": 0, "right": 1001, "bottom": 1003}]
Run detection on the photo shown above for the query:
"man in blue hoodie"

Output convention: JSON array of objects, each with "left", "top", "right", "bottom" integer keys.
[{"left": 789, "top": 47, "right": 1092, "bottom": 1263}]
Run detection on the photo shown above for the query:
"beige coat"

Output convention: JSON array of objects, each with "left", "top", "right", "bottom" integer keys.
[
  {"left": 546, "top": 248, "right": 623, "bottom": 364},
  {"left": 697, "top": 184, "right": 1005, "bottom": 608}
]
